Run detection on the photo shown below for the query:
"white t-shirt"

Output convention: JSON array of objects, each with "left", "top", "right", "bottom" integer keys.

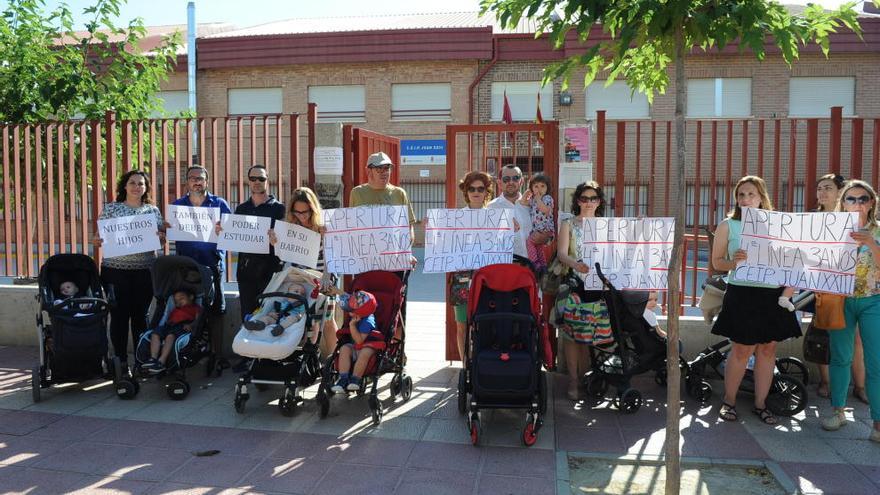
[
  {"left": 487, "top": 195, "right": 532, "bottom": 259},
  {"left": 643, "top": 308, "right": 659, "bottom": 328}
]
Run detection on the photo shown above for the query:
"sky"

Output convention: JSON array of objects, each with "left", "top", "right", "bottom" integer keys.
[{"left": 19, "top": 0, "right": 868, "bottom": 30}]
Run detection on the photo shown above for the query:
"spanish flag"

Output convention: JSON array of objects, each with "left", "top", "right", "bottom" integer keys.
[{"left": 536, "top": 92, "right": 544, "bottom": 145}]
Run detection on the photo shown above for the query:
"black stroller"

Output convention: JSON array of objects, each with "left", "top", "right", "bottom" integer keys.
[
  {"left": 121, "top": 255, "right": 218, "bottom": 400},
  {"left": 32, "top": 254, "right": 114, "bottom": 402},
  {"left": 457, "top": 263, "right": 551, "bottom": 446},
  {"left": 582, "top": 265, "right": 668, "bottom": 414}
]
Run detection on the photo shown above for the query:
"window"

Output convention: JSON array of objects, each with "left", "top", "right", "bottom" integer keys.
[
  {"left": 585, "top": 80, "right": 650, "bottom": 119},
  {"left": 308, "top": 85, "right": 366, "bottom": 122},
  {"left": 788, "top": 77, "right": 855, "bottom": 117},
  {"left": 227, "top": 88, "right": 282, "bottom": 115},
  {"left": 686, "top": 78, "right": 751, "bottom": 118},
  {"left": 153, "top": 90, "right": 189, "bottom": 117},
  {"left": 491, "top": 81, "right": 552, "bottom": 121},
  {"left": 391, "top": 83, "right": 451, "bottom": 121}
]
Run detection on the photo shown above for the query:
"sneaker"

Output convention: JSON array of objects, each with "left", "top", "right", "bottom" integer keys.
[
  {"left": 140, "top": 359, "right": 156, "bottom": 371},
  {"left": 270, "top": 324, "right": 284, "bottom": 337},
  {"left": 346, "top": 376, "right": 362, "bottom": 392},
  {"left": 870, "top": 428, "right": 880, "bottom": 443},
  {"left": 244, "top": 319, "right": 266, "bottom": 331},
  {"left": 331, "top": 375, "right": 349, "bottom": 394},
  {"left": 821, "top": 409, "right": 848, "bottom": 431},
  {"left": 149, "top": 360, "right": 166, "bottom": 374}
]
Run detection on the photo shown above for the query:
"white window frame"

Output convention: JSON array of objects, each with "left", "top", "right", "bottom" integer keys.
[
  {"left": 227, "top": 88, "right": 283, "bottom": 116},
  {"left": 391, "top": 83, "right": 452, "bottom": 121},
  {"left": 585, "top": 80, "right": 650, "bottom": 119},
  {"left": 788, "top": 77, "right": 855, "bottom": 118},
  {"left": 308, "top": 85, "right": 366, "bottom": 123},
  {"left": 686, "top": 78, "right": 751, "bottom": 118},
  {"left": 490, "top": 81, "right": 553, "bottom": 122},
  {"left": 153, "top": 90, "right": 189, "bottom": 117}
]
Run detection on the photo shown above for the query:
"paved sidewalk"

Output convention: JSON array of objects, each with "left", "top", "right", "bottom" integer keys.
[{"left": 0, "top": 267, "right": 877, "bottom": 494}]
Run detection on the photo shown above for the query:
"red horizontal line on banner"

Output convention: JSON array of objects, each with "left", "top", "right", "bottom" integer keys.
[
  {"left": 805, "top": 267, "right": 854, "bottom": 276},
  {"left": 325, "top": 225, "right": 410, "bottom": 234},
  {"left": 741, "top": 233, "right": 859, "bottom": 245},
  {"left": 584, "top": 241, "right": 674, "bottom": 245},
  {"left": 425, "top": 227, "right": 512, "bottom": 231},
  {"left": 380, "top": 251, "right": 413, "bottom": 255}
]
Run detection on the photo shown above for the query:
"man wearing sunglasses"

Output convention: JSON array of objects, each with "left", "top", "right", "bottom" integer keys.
[
  {"left": 170, "top": 165, "right": 232, "bottom": 314},
  {"left": 487, "top": 164, "right": 532, "bottom": 260},
  {"left": 231, "top": 164, "right": 286, "bottom": 323}
]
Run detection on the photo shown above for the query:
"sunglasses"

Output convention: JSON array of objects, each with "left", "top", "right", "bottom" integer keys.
[
  {"left": 501, "top": 175, "right": 521, "bottom": 183},
  {"left": 187, "top": 175, "right": 206, "bottom": 182},
  {"left": 249, "top": 176, "right": 267, "bottom": 182},
  {"left": 844, "top": 195, "right": 872, "bottom": 205},
  {"left": 468, "top": 186, "right": 486, "bottom": 193},
  {"left": 578, "top": 195, "right": 600, "bottom": 204},
  {"left": 292, "top": 208, "right": 311, "bottom": 216}
]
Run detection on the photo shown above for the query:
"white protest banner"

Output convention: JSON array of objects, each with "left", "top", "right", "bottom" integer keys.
[
  {"left": 579, "top": 217, "right": 675, "bottom": 290},
  {"left": 217, "top": 214, "right": 271, "bottom": 254},
  {"left": 98, "top": 214, "right": 161, "bottom": 258},
  {"left": 322, "top": 205, "right": 412, "bottom": 274},
  {"left": 274, "top": 220, "right": 321, "bottom": 269},
  {"left": 166, "top": 205, "right": 220, "bottom": 243},
  {"left": 423, "top": 208, "right": 515, "bottom": 273},
  {"left": 736, "top": 207, "right": 859, "bottom": 295}
]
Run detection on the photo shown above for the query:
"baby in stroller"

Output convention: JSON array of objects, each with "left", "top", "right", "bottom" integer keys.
[
  {"left": 327, "top": 289, "right": 378, "bottom": 393},
  {"left": 243, "top": 273, "right": 308, "bottom": 337},
  {"left": 141, "top": 289, "right": 201, "bottom": 374}
]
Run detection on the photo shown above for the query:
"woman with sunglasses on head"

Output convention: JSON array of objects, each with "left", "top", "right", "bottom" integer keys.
[
  {"left": 449, "top": 171, "right": 494, "bottom": 362},
  {"left": 93, "top": 169, "right": 166, "bottom": 372},
  {"left": 555, "top": 181, "right": 614, "bottom": 400},
  {"left": 821, "top": 180, "right": 880, "bottom": 442},
  {"left": 712, "top": 176, "right": 802, "bottom": 426},
  {"left": 268, "top": 187, "right": 339, "bottom": 355},
  {"left": 811, "top": 174, "right": 867, "bottom": 402}
]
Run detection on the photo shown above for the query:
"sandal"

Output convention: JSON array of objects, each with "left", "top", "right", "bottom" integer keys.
[
  {"left": 752, "top": 406, "right": 777, "bottom": 425},
  {"left": 854, "top": 387, "right": 870, "bottom": 405},
  {"left": 817, "top": 382, "right": 830, "bottom": 399},
  {"left": 719, "top": 402, "right": 738, "bottom": 422}
]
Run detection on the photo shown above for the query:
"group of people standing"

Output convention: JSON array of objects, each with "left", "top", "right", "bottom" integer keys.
[{"left": 92, "top": 150, "right": 417, "bottom": 374}]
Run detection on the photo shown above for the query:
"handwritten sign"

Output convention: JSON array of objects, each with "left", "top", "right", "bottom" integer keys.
[
  {"left": 423, "top": 208, "right": 515, "bottom": 273},
  {"left": 166, "top": 205, "right": 220, "bottom": 243},
  {"left": 579, "top": 217, "right": 675, "bottom": 290},
  {"left": 274, "top": 220, "right": 321, "bottom": 269},
  {"left": 217, "top": 214, "right": 271, "bottom": 254},
  {"left": 98, "top": 214, "right": 161, "bottom": 258},
  {"left": 323, "top": 205, "right": 412, "bottom": 274},
  {"left": 736, "top": 208, "right": 859, "bottom": 294}
]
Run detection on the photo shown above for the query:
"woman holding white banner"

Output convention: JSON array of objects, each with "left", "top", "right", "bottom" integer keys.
[
  {"left": 555, "top": 181, "right": 613, "bottom": 401},
  {"left": 450, "top": 171, "right": 494, "bottom": 362},
  {"left": 711, "top": 176, "right": 801, "bottom": 425},
  {"left": 93, "top": 170, "right": 165, "bottom": 371},
  {"left": 269, "top": 187, "right": 338, "bottom": 355},
  {"left": 821, "top": 180, "right": 880, "bottom": 441},
  {"left": 810, "top": 174, "right": 868, "bottom": 402}
]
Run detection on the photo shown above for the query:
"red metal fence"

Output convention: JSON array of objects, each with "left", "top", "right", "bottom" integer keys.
[
  {"left": 592, "top": 107, "right": 880, "bottom": 307},
  {"left": 1, "top": 112, "right": 302, "bottom": 279}
]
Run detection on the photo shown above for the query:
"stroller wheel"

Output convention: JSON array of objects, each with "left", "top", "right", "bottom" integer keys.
[
  {"left": 522, "top": 418, "right": 538, "bottom": 447},
  {"left": 317, "top": 389, "right": 330, "bottom": 419},
  {"left": 687, "top": 380, "right": 713, "bottom": 404},
  {"left": 401, "top": 375, "right": 413, "bottom": 402},
  {"left": 766, "top": 375, "right": 808, "bottom": 417},
  {"left": 369, "top": 396, "right": 383, "bottom": 425},
  {"left": 166, "top": 381, "right": 190, "bottom": 400},
  {"left": 279, "top": 387, "right": 297, "bottom": 417},
  {"left": 585, "top": 375, "right": 608, "bottom": 399},
  {"left": 469, "top": 414, "right": 481, "bottom": 446},
  {"left": 116, "top": 380, "right": 137, "bottom": 400},
  {"left": 234, "top": 384, "right": 248, "bottom": 414},
  {"left": 537, "top": 371, "right": 548, "bottom": 415},
  {"left": 31, "top": 365, "right": 42, "bottom": 403},
  {"left": 654, "top": 369, "right": 668, "bottom": 386},
  {"left": 389, "top": 375, "right": 400, "bottom": 400},
  {"left": 457, "top": 370, "right": 468, "bottom": 415},
  {"left": 776, "top": 357, "right": 810, "bottom": 386},
  {"left": 618, "top": 388, "right": 643, "bottom": 414}
]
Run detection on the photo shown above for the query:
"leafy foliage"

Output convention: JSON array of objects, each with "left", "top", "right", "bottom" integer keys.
[
  {"left": 480, "top": 0, "right": 862, "bottom": 102},
  {"left": 0, "top": 0, "right": 182, "bottom": 123}
]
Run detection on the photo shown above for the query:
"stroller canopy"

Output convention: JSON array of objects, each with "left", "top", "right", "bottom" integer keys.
[
  {"left": 467, "top": 264, "right": 541, "bottom": 320},
  {"left": 351, "top": 271, "right": 404, "bottom": 337},
  {"left": 151, "top": 255, "right": 214, "bottom": 300},
  {"left": 39, "top": 253, "right": 103, "bottom": 300}
]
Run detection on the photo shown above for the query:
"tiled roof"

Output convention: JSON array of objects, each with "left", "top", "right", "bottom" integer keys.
[{"left": 202, "top": 11, "right": 538, "bottom": 39}]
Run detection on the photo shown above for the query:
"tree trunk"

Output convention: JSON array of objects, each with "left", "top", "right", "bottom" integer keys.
[{"left": 664, "top": 24, "right": 687, "bottom": 495}]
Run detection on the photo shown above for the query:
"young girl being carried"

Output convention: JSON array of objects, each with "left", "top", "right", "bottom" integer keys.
[{"left": 520, "top": 173, "right": 555, "bottom": 273}]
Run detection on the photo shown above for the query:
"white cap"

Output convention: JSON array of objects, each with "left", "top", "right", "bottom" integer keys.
[{"left": 367, "top": 151, "right": 393, "bottom": 167}]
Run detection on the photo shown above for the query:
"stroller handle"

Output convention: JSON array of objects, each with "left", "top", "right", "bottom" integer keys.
[
  {"left": 256, "top": 292, "right": 308, "bottom": 306},
  {"left": 593, "top": 263, "right": 614, "bottom": 289}
]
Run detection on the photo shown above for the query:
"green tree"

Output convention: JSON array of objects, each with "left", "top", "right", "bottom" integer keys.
[
  {"left": 481, "top": 1, "right": 861, "bottom": 492},
  {"left": 0, "top": 0, "right": 181, "bottom": 123}
]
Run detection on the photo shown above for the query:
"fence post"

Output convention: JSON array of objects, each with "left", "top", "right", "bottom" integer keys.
[
  {"left": 307, "top": 103, "right": 317, "bottom": 189},
  {"left": 829, "top": 106, "right": 842, "bottom": 175},
  {"left": 596, "top": 110, "right": 606, "bottom": 185},
  {"left": 851, "top": 118, "right": 863, "bottom": 180},
  {"left": 615, "top": 121, "right": 625, "bottom": 214},
  {"left": 104, "top": 111, "right": 117, "bottom": 202},
  {"left": 91, "top": 119, "right": 104, "bottom": 265},
  {"left": 342, "top": 124, "right": 353, "bottom": 207},
  {"left": 806, "top": 119, "right": 818, "bottom": 211},
  {"left": 290, "top": 114, "right": 300, "bottom": 194}
]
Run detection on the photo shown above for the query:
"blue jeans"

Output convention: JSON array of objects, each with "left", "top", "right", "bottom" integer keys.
[{"left": 829, "top": 295, "right": 880, "bottom": 421}]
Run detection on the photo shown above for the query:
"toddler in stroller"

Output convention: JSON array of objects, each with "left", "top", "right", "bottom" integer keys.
[
  {"left": 33, "top": 253, "right": 113, "bottom": 402},
  {"left": 232, "top": 265, "right": 330, "bottom": 416},
  {"left": 140, "top": 289, "right": 201, "bottom": 374},
  {"left": 316, "top": 270, "right": 413, "bottom": 425},
  {"left": 328, "top": 289, "right": 378, "bottom": 393}
]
